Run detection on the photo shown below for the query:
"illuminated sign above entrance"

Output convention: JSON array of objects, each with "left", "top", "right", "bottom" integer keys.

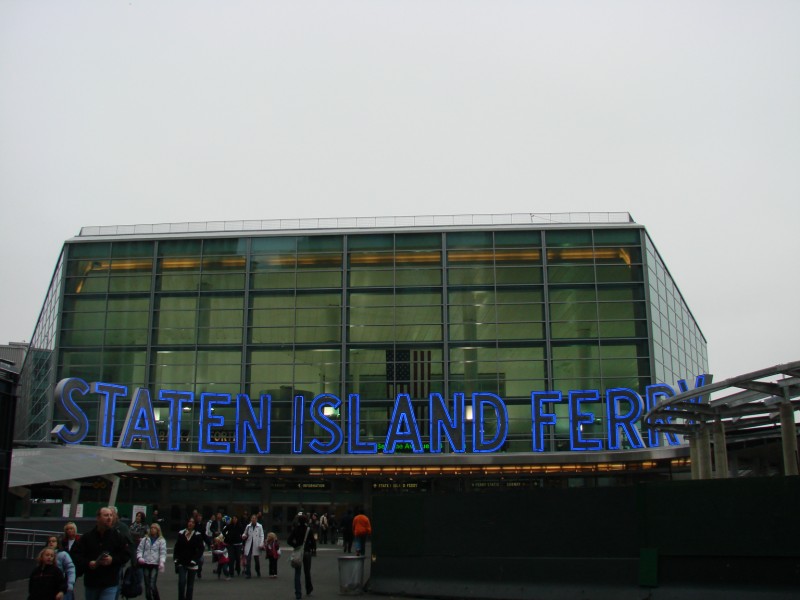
[{"left": 51, "top": 376, "right": 710, "bottom": 455}]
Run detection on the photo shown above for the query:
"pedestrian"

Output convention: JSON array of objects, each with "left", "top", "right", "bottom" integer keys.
[
  {"left": 29, "top": 547, "right": 67, "bottom": 600},
  {"left": 71, "top": 506, "right": 131, "bottom": 600},
  {"left": 287, "top": 513, "right": 314, "bottom": 600},
  {"left": 241, "top": 514, "right": 264, "bottom": 578},
  {"left": 319, "top": 513, "right": 329, "bottom": 544},
  {"left": 136, "top": 523, "right": 166, "bottom": 600},
  {"left": 173, "top": 517, "right": 205, "bottom": 600},
  {"left": 222, "top": 515, "right": 244, "bottom": 577},
  {"left": 60, "top": 522, "right": 80, "bottom": 559},
  {"left": 340, "top": 510, "right": 354, "bottom": 553},
  {"left": 129, "top": 512, "right": 148, "bottom": 547},
  {"left": 45, "top": 536, "right": 75, "bottom": 600},
  {"left": 264, "top": 531, "right": 280, "bottom": 578},
  {"left": 210, "top": 534, "right": 230, "bottom": 580},
  {"left": 352, "top": 509, "right": 372, "bottom": 556}
]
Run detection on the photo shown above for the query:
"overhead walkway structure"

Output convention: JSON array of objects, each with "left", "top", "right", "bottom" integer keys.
[{"left": 644, "top": 360, "right": 800, "bottom": 479}]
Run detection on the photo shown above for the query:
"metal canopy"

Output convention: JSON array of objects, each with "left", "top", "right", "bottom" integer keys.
[
  {"left": 644, "top": 361, "right": 800, "bottom": 434},
  {"left": 10, "top": 445, "right": 136, "bottom": 488}
]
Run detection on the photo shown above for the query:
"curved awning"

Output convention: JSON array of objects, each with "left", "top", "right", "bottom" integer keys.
[{"left": 10, "top": 445, "right": 135, "bottom": 488}]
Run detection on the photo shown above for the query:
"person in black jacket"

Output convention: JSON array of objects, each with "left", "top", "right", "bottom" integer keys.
[
  {"left": 287, "top": 513, "right": 315, "bottom": 600},
  {"left": 29, "top": 547, "right": 67, "bottom": 600},
  {"left": 222, "top": 515, "right": 244, "bottom": 577},
  {"left": 173, "top": 517, "right": 205, "bottom": 600},
  {"left": 70, "top": 507, "right": 130, "bottom": 600}
]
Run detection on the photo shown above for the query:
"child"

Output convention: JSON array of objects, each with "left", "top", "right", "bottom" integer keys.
[
  {"left": 264, "top": 532, "right": 280, "bottom": 578},
  {"left": 211, "top": 534, "right": 231, "bottom": 580},
  {"left": 29, "top": 547, "right": 67, "bottom": 600}
]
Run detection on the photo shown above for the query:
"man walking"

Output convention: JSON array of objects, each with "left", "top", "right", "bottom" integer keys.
[
  {"left": 72, "top": 507, "right": 131, "bottom": 600},
  {"left": 352, "top": 509, "right": 372, "bottom": 557}
]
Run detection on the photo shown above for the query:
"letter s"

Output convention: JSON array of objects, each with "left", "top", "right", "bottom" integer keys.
[{"left": 51, "top": 378, "right": 90, "bottom": 444}]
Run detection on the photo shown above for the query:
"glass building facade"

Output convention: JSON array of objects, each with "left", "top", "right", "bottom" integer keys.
[{"left": 16, "top": 214, "right": 708, "bottom": 510}]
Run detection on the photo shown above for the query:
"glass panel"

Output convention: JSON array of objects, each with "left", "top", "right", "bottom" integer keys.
[
  {"left": 60, "top": 329, "right": 104, "bottom": 346},
  {"left": 69, "top": 243, "right": 111, "bottom": 259},
  {"left": 497, "top": 323, "right": 544, "bottom": 339},
  {"left": 598, "top": 301, "right": 646, "bottom": 320},
  {"left": 593, "top": 228, "right": 641, "bottom": 245},
  {"left": 65, "top": 275, "right": 108, "bottom": 294},
  {"left": 348, "top": 234, "right": 393, "bottom": 250},
  {"left": 297, "top": 235, "right": 342, "bottom": 252},
  {"left": 296, "top": 271, "right": 342, "bottom": 288},
  {"left": 250, "top": 327, "right": 295, "bottom": 343},
  {"left": 105, "top": 329, "right": 148, "bottom": 345},
  {"left": 251, "top": 237, "right": 297, "bottom": 253},
  {"left": 295, "top": 326, "right": 340, "bottom": 343},
  {"left": 251, "top": 272, "right": 296, "bottom": 289},
  {"left": 446, "top": 231, "right": 493, "bottom": 248},
  {"left": 203, "top": 238, "right": 247, "bottom": 255},
  {"left": 157, "top": 274, "right": 200, "bottom": 291},
  {"left": 395, "top": 269, "right": 441, "bottom": 286},
  {"left": 546, "top": 230, "right": 592, "bottom": 247},
  {"left": 551, "top": 321, "right": 598, "bottom": 338},
  {"left": 200, "top": 273, "right": 246, "bottom": 290},
  {"left": 596, "top": 265, "right": 643, "bottom": 283},
  {"left": 109, "top": 276, "right": 151, "bottom": 293},
  {"left": 547, "top": 266, "right": 595, "bottom": 284},
  {"left": 158, "top": 240, "right": 202, "bottom": 256},
  {"left": 349, "top": 270, "right": 393, "bottom": 287},
  {"left": 598, "top": 320, "right": 647, "bottom": 338},
  {"left": 549, "top": 303, "right": 598, "bottom": 320},
  {"left": 495, "top": 267, "right": 542, "bottom": 285},
  {"left": 62, "top": 312, "right": 106, "bottom": 329},
  {"left": 495, "top": 230, "right": 541, "bottom": 246},
  {"left": 448, "top": 268, "right": 494, "bottom": 285}
]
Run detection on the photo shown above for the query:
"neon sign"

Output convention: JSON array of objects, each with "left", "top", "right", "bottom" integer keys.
[{"left": 51, "top": 375, "right": 710, "bottom": 454}]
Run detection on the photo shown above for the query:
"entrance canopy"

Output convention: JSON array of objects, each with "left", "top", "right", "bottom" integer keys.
[{"left": 10, "top": 445, "right": 135, "bottom": 488}]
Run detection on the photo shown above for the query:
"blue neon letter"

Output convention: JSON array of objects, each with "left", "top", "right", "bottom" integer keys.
[
  {"left": 347, "top": 394, "right": 377, "bottom": 454},
  {"left": 119, "top": 387, "right": 159, "bottom": 449},
  {"left": 91, "top": 382, "right": 127, "bottom": 447},
  {"left": 309, "top": 394, "right": 343, "bottom": 454},
  {"left": 52, "top": 378, "right": 90, "bottom": 444},
  {"left": 569, "top": 390, "right": 603, "bottom": 451},
  {"left": 384, "top": 394, "right": 424, "bottom": 454},
  {"left": 531, "top": 391, "right": 561, "bottom": 452},
  {"left": 606, "top": 388, "right": 644, "bottom": 450},
  {"left": 429, "top": 393, "right": 465, "bottom": 453},
  {"left": 158, "top": 389, "right": 193, "bottom": 451},
  {"left": 235, "top": 393, "right": 271, "bottom": 454},
  {"left": 199, "top": 393, "right": 232, "bottom": 453},
  {"left": 472, "top": 393, "right": 508, "bottom": 453}
]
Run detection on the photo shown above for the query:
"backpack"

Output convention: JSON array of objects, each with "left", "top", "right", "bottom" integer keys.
[{"left": 121, "top": 565, "right": 143, "bottom": 599}]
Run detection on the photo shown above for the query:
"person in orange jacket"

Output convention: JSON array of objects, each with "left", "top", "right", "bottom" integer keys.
[{"left": 352, "top": 509, "right": 372, "bottom": 556}]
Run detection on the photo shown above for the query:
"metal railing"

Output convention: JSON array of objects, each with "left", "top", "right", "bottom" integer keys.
[
  {"left": 3, "top": 528, "right": 61, "bottom": 560},
  {"left": 77, "top": 212, "right": 634, "bottom": 237}
]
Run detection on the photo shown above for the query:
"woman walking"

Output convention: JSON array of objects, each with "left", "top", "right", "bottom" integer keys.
[
  {"left": 264, "top": 531, "right": 280, "bottom": 578},
  {"left": 136, "top": 523, "right": 167, "bottom": 600},
  {"left": 287, "top": 513, "right": 314, "bottom": 600},
  {"left": 173, "top": 517, "right": 205, "bottom": 600}
]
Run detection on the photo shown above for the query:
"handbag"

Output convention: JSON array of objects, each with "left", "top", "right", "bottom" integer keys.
[{"left": 290, "top": 527, "right": 310, "bottom": 568}]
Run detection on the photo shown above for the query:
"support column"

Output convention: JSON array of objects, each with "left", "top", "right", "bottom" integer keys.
[
  {"left": 712, "top": 420, "right": 729, "bottom": 479},
  {"left": 779, "top": 402, "right": 799, "bottom": 476},
  {"left": 696, "top": 428, "right": 713, "bottom": 480},
  {"left": 104, "top": 474, "right": 121, "bottom": 508},
  {"left": 688, "top": 436, "right": 699, "bottom": 480},
  {"left": 55, "top": 480, "right": 82, "bottom": 518}
]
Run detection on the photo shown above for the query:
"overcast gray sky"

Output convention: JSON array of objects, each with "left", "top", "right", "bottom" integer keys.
[{"left": 1, "top": 0, "right": 797, "bottom": 382}]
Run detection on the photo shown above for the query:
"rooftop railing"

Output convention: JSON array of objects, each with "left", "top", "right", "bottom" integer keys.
[{"left": 78, "top": 212, "right": 634, "bottom": 238}]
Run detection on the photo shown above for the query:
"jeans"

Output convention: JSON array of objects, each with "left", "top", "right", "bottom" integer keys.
[
  {"left": 176, "top": 566, "right": 197, "bottom": 600},
  {"left": 227, "top": 544, "right": 242, "bottom": 575},
  {"left": 293, "top": 553, "right": 312, "bottom": 600},
  {"left": 142, "top": 565, "right": 160, "bottom": 600},
  {"left": 245, "top": 550, "right": 260, "bottom": 577},
  {"left": 85, "top": 585, "right": 119, "bottom": 600}
]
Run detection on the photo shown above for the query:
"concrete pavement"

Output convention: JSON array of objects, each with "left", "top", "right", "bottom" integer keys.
[{"left": 2, "top": 544, "right": 376, "bottom": 600}]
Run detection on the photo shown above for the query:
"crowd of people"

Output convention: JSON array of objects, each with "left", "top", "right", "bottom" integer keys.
[{"left": 28, "top": 505, "right": 372, "bottom": 600}]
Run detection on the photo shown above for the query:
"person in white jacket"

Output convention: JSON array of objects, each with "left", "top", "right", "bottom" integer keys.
[
  {"left": 241, "top": 514, "right": 264, "bottom": 578},
  {"left": 136, "top": 523, "right": 167, "bottom": 600}
]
